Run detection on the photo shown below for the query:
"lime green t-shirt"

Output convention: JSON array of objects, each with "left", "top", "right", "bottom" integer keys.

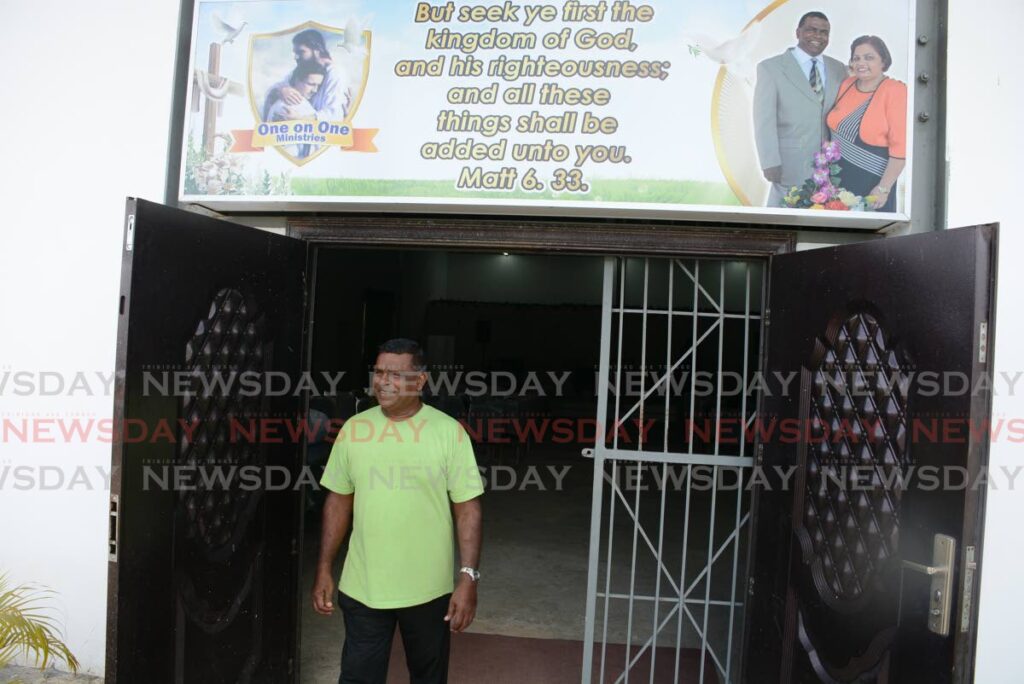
[{"left": 319, "top": 403, "right": 484, "bottom": 609}]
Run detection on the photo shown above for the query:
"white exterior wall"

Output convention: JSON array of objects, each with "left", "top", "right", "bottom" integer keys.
[
  {"left": 0, "top": 1, "right": 180, "bottom": 674},
  {"left": 948, "top": 1, "right": 1024, "bottom": 682},
  {"left": 0, "top": 0, "right": 1021, "bottom": 678}
]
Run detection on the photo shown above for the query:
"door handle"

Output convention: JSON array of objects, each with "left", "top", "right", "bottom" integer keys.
[{"left": 901, "top": 533, "right": 956, "bottom": 636}]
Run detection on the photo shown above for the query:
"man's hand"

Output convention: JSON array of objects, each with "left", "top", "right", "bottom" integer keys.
[
  {"left": 312, "top": 568, "right": 336, "bottom": 616},
  {"left": 762, "top": 166, "right": 782, "bottom": 183},
  {"left": 280, "top": 86, "right": 304, "bottom": 106},
  {"left": 444, "top": 577, "right": 477, "bottom": 632},
  {"left": 448, "top": 497, "right": 481, "bottom": 632},
  {"left": 314, "top": 492, "right": 352, "bottom": 616}
]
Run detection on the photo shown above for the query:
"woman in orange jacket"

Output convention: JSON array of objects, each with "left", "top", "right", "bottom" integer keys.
[{"left": 827, "top": 36, "right": 908, "bottom": 212}]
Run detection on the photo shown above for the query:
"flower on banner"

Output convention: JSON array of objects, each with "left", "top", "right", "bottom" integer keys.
[{"left": 782, "top": 141, "right": 869, "bottom": 211}]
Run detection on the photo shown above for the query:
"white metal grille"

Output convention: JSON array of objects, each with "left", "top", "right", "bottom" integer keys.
[{"left": 582, "top": 256, "right": 765, "bottom": 684}]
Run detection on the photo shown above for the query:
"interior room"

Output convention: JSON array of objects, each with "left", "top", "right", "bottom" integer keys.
[{"left": 297, "top": 248, "right": 763, "bottom": 683}]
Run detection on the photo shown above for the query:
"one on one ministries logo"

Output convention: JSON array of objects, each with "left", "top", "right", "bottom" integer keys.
[{"left": 232, "top": 20, "right": 378, "bottom": 165}]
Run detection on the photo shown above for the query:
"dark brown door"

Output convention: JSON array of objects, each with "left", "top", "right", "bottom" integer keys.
[
  {"left": 743, "top": 226, "right": 997, "bottom": 683},
  {"left": 106, "top": 199, "right": 307, "bottom": 682}
]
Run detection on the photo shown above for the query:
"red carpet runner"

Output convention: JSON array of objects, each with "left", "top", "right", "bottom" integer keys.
[{"left": 385, "top": 631, "right": 720, "bottom": 683}]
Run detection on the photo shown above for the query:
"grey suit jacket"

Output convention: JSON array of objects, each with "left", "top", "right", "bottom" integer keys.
[{"left": 753, "top": 50, "right": 848, "bottom": 188}]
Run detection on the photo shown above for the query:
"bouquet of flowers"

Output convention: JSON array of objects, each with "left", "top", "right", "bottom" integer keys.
[{"left": 781, "top": 141, "right": 875, "bottom": 211}]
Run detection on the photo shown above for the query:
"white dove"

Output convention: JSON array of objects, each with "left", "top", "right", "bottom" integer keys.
[
  {"left": 212, "top": 13, "right": 247, "bottom": 45},
  {"left": 685, "top": 20, "right": 762, "bottom": 85},
  {"left": 337, "top": 16, "right": 370, "bottom": 59},
  {"left": 332, "top": 16, "right": 371, "bottom": 96}
]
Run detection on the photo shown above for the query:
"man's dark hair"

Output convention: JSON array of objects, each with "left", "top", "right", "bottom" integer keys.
[
  {"left": 850, "top": 35, "right": 893, "bottom": 71},
  {"left": 292, "top": 28, "right": 331, "bottom": 59},
  {"left": 290, "top": 59, "right": 326, "bottom": 86},
  {"left": 797, "top": 11, "right": 829, "bottom": 28},
  {"left": 377, "top": 338, "right": 427, "bottom": 370}
]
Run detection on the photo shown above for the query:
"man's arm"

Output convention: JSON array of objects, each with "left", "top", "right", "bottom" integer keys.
[
  {"left": 752, "top": 60, "right": 782, "bottom": 181},
  {"left": 315, "top": 85, "right": 352, "bottom": 122},
  {"left": 263, "top": 76, "right": 300, "bottom": 115},
  {"left": 445, "top": 496, "right": 482, "bottom": 632},
  {"left": 312, "top": 491, "right": 353, "bottom": 615},
  {"left": 313, "top": 66, "right": 353, "bottom": 121}
]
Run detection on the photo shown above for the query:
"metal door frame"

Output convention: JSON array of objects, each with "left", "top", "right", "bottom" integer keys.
[
  {"left": 287, "top": 214, "right": 794, "bottom": 257},
  {"left": 287, "top": 213, "right": 793, "bottom": 680}
]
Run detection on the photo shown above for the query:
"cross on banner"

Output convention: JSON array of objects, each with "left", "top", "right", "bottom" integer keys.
[{"left": 191, "top": 42, "right": 243, "bottom": 156}]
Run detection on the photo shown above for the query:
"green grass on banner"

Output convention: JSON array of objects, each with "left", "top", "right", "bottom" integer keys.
[{"left": 289, "top": 178, "right": 742, "bottom": 205}]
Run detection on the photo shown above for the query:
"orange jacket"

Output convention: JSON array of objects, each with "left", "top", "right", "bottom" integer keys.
[{"left": 827, "top": 77, "right": 908, "bottom": 158}]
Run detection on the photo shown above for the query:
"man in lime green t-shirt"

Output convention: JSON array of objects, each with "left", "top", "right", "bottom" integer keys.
[{"left": 313, "top": 338, "right": 483, "bottom": 684}]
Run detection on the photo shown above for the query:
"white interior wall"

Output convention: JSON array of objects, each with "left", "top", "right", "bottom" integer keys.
[
  {"left": 0, "top": 1, "right": 180, "bottom": 674},
  {"left": 947, "top": 1, "right": 1024, "bottom": 682}
]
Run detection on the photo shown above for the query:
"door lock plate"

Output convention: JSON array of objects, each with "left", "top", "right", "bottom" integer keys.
[{"left": 902, "top": 533, "right": 956, "bottom": 636}]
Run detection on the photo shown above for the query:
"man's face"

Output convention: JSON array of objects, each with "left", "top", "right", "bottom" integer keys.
[
  {"left": 296, "top": 74, "right": 324, "bottom": 100},
  {"left": 372, "top": 352, "right": 426, "bottom": 414},
  {"left": 293, "top": 45, "right": 315, "bottom": 64},
  {"left": 796, "top": 17, "right": 830, "bottom": 57}
]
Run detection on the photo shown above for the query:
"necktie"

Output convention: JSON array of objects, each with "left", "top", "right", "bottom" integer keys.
[{"left": 809, "top": 58, "right": 822, "bottom": 95}]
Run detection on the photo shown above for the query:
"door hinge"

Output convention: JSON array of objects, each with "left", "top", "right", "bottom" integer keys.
[
  {"left": 748, "top": 576, "right": 755, "bottom": 596},
  {"left": 763, "top": 308, "right": 770, "bottom": 327},
  {"left": 125, "top": 214, "right": 136, "bottom": 252},
  {"left": 287, "top": 657, "right": 294, "bottom": 675},
  {"left": 978, "top": 322, "right": 988, "bottom": 364},
  {"left": 960, "top": 545, "right": 977, "bottom": 633},
  {"left": 756, "top": 443, "right": 764, "bottom": 466},
  {"left": 302, "top": 270, "right": 310, "bottom": 313},
  {"left": 108, "top": 495, "right": 120, "bottom": 562},
  {"left": 291, "top": 537, "right": 299, "bottom": 555}
]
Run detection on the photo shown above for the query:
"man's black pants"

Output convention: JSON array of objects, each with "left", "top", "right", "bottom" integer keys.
[{"left": 337, "top": 591, "right": 451, "bottom": 684}]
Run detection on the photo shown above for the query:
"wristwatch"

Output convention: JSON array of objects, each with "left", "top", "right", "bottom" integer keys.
[
  {"left": 876, "top": 184, "right": 891, "bottom": 194},
  {"left": 459, "top": 566, "right": 480, "bottom": 582}
]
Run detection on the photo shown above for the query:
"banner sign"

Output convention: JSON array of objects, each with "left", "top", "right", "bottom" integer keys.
[{"left": 179, "top": 0, "right": 914, "bottom": 224}]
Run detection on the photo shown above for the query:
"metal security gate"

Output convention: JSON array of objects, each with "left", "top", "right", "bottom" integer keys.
[{"left": 582, "top": 256, "right": 765, "bottom": 683}]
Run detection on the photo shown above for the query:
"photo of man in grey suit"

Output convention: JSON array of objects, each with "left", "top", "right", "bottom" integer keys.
[{"left": 753, "top": 11, "right": 847, "bottom": 207}]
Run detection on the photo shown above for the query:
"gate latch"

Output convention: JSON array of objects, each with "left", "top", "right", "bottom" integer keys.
[{"left": 901, "top": 533, "right": 956, "bottom": 636}]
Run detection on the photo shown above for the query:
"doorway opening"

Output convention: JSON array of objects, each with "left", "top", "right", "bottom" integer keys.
[
  {"left": 300, "top": 247, "right": 604, "bottom": 680},
  {"left": 297, "top": 247, "right": 766, "bottom": 683},
  {"left": 107, "top": 202, "right": 996, "bottom": 684}
]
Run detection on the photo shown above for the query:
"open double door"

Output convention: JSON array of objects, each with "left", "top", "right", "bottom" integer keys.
[
  {"left": 742, "top": 228, "right": 996, "bottom": 684},
  {"left": 106, "top": 199, "right": 996, "bottom": 683}
]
